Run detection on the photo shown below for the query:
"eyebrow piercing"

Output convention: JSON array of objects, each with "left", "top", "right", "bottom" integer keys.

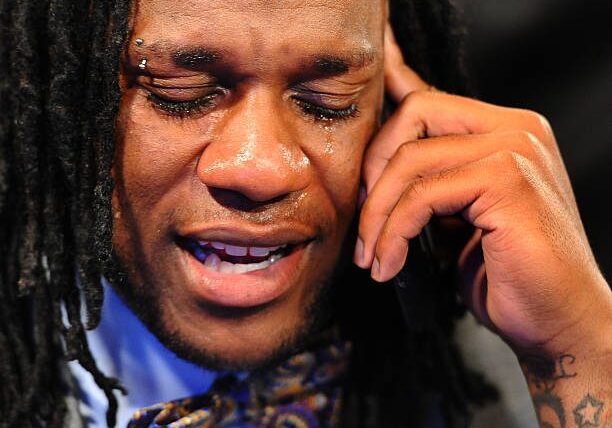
[
  {"left": 138, "top": 58, "right": 147, "bottom": 70},
  {"left": 135, "top": 38, "right": 144, "bottom": 46}
]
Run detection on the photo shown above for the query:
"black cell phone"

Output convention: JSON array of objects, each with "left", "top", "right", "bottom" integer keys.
[{"left": 393, "top": 217, "right": 473, "bottom": 329}]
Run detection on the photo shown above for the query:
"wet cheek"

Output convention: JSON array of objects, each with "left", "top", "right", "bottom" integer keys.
[{"left": 318, "top": 131, "right": 367, "bottom": 217}]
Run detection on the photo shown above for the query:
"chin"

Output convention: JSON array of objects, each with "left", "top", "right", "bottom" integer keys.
[
  {"left": 149, "top": 316, "right": 316, "bottom": 371},
  {"left": 138, "top": 299, "right": 332, "bottom": 371},
  {"left": 109, "top": 255, "right": 338, "bottom": 372}
]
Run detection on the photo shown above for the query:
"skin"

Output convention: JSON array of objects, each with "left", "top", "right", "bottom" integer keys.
[
  {"left": 112, "top": 0, "right": 611, "bottom": 424},
  {"left": 113, "top": 0, "right": 386, "bottom": 368}
]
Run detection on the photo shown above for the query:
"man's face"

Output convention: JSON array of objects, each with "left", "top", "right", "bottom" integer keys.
[{"left": 113, "top": 0, "right": 385, "bottom": 369}]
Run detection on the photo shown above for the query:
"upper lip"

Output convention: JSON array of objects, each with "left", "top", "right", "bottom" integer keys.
[{"left": 176, "top": 223, "right": 317, "bottom": 247}]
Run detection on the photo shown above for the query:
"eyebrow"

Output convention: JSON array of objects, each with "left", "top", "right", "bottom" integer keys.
[
  {"left": 144, "top": 42, "right": 378, "bottom": 75},
  {"left": 172, "top": 48, "right": 223, "bottom": 70},
  {"left": 312, "top": 51, "right": 378, "bottom": 76}
]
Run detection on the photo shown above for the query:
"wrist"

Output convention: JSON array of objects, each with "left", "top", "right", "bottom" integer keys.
[
  {"left": 513, "top": 278, "right": 612, "bottom": 361},
  {"left": 552, "top": 283, "right": 612, "bottom": 359}
]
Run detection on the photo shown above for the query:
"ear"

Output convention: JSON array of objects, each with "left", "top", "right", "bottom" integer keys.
[{"left": 384, "top": 23, "right": 430, "bottom": 103}]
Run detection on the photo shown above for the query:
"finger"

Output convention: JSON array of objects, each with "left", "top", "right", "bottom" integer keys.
[
  {"left": 370, "top": 151, "right": 536, "bottom": 282},
  {"left": 356, "top": 131, "right": 555, "bottom": 268},
  {"left": 364, "top": 92, "right": 505, "bottom": 193},
  {"left": 384, "top": 22, "right": 429, "bottom": 101},
  {"left": 363, "top": 92, "right": 554, "bottom": 193}
]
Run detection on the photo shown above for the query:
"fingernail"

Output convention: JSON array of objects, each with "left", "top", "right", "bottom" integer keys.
[
  {"left": 372, "top": 257, "right": 381, "bottom": 281},
  {"left": 354, "top": 238, "right": 365, "bottom": 266}
]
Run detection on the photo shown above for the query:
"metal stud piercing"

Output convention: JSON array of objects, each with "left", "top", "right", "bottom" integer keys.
[
  {"left": 138, "top": 58, "right": 147, "bottom": 70},
  {"left": 135, "top": 38, "right": 144, "bottom": 46}
]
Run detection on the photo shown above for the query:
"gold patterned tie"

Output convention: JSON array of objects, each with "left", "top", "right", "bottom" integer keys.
[{"left": 127, "top": 341, "right": 351, "bottom": 428}]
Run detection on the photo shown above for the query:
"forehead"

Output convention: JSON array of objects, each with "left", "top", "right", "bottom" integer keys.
[
  {"left": 130, "top": 0, "right": 386, "bottom": 61},
  {"left": 133, "top": 0, "right": 383, "bottom": 28}
]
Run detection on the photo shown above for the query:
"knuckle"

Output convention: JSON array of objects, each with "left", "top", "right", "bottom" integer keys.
[
  {"left": 396, "top": 139, "right": 425, "bottom": 160},
  {"left": 398, "top": 89, "right": 431, "bottom": 116},
  {"left": 520, "top": 109, "right": 555, "bottom": 143},
  {"left": 498, "top": 128, "right": 554, "bottom": 175},
  {"left": 536, "top": 113, "right": 553, "bottom": 135},
  {"left": 493, "top": 150, "right": 537, "bottom": 190},
  {"left": 435, "top": 166, "right": 462, "bottom": 182},
  {"left": 512, "top": 130, "right": 542, "bottom": 158},
  {"left": 405, "top": 176, "right": 429, "bottom": 200},
  {"left": 494, "top": 149, "right": 521, "bottom": 169},
  {"left": 505, "top": 129, "right": 556, "bottom": 175},
  {"left": 516, "top": 129, "right": 540, "bottom": 146}
]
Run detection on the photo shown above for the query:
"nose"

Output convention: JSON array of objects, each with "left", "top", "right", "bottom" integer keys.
[{"left": 197, "top": 90, "right": 311, "bottom": 203}]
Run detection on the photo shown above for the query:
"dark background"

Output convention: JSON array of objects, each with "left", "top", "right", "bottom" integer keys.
[{"left": 457, "top": 0, "right": 612, "bottom": 280}]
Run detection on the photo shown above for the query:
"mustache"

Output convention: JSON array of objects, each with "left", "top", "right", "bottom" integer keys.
[{"left": 164, "top": 189, "right": 334, "bottom": 229}]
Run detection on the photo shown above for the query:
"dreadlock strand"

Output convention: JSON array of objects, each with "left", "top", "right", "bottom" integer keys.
[
  {"left": 47, "top": 0, "right": 88, "bottom": 190},
  {"left": 0, "top": 304, "right": 20, "bottom": 418},
  {"left": 16, "top": 281, "right": 54, "bottom": 422},
  {"left": 1, "top": 2, "right": 42, "bottom": 419},
  {"left": 86, "top": 0, "right": 131, "bottom": 332},
  {"left": 0, "top": 0, "right": 10, "bottom": 216},
  {"left": 11, "top": 0, "right": 47, "bottom": 297},
  {"left": 0, "top": 0, "right": 19, "bottom": 400},
  {"left": 76, "top": 0, "right": 108, "bottom": 331}
]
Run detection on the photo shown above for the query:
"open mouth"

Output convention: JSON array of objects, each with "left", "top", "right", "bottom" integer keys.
[{"left": 179, "top": 237, "right": 296, "bottom": 274}]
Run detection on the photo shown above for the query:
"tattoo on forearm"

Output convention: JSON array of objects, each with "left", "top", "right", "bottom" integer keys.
[
  {"left": 520, "top": 354, "right": 608, "bottom": 428},
  {"left": 523, "top": 354, "right": 577, "bottom": 392},
  {"left": 573, "top": 394, "right": 605, "bottom": 428},
  {"left": 521, "top": 353, "right": 577, "bottom": 428}
]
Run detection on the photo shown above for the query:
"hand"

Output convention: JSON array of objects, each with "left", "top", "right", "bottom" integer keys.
[{"left": 354, "top": 24, "right": 612, "bottom": 358}]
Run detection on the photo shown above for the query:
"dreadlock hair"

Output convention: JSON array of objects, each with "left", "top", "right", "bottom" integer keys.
[
  {"left": 1, "top": 0, "right": 129, "bottom": 426},
  {"left": 0, "top": 0, "right": 496, "bottom": 427}
]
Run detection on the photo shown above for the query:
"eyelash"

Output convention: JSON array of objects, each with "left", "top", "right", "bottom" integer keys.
[
  {"left": 148, "top": 91, "right": 359, "bottom": 122},
  {"left": 293, "top": 98, "right": 359, "bottom": 122},
  {"left": 148, "top": 92, "right": 218, "bottom": 118}
]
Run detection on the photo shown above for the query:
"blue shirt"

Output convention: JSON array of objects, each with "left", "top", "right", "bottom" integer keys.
[{"left": 69, "top": 279, "right": 221, "bottom": 427}]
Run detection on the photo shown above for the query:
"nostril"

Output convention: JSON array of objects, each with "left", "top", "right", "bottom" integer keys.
[{"left": 207, "top": 187, "right": 287, "bottom": 212}]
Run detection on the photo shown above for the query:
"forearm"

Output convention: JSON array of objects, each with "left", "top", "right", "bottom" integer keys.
[{"left": 520, "top": 334, "right": 612, "bottom": 427}]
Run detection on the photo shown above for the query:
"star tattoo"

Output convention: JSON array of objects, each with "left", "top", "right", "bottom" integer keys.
[{"left": 573, "top": 394, "right": 604, "bottom": 427}]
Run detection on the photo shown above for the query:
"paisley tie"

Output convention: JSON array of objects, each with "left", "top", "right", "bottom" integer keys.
[{"left": 127, "top": 341, "right": 351, "bottom": 428}]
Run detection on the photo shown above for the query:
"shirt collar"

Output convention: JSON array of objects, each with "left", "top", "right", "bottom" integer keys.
[{"left": 69, "top": 278, "right": 220, "bottom": 427}]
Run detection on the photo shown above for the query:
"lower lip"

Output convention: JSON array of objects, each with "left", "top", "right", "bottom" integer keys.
[{"left": 181, "top": 245, "right": 307, "bottom": 308}]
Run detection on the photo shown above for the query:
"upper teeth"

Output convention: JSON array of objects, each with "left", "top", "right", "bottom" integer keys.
[
  {"left": 201, "top": 252, "right": 283, "bottom": 274},
  {"left": 198, "top": 241, "right": 283, "bottom": 257}
]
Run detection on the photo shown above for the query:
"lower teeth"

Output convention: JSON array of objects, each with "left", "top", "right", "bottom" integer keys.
[{"left": 198, "top": 251, "right": 283, "bottom": 274}]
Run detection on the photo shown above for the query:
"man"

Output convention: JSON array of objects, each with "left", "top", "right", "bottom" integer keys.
[{"left": 0, "top": 0, "right": 610, "bottom": 427}]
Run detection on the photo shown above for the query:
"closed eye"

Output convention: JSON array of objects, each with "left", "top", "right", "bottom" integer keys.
[
  {"left": 293, "top": 97, "right": 359, "bottom": 122},
  {"left": 147, "top": 92, "right": 221, "bottom": 118}
]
